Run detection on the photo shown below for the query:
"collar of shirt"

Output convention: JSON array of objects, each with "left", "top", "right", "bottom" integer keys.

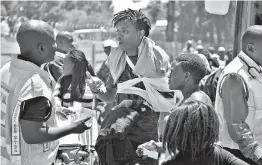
[
  {"left": 11, "top": 54, "right": 51, "bottom": 84},
  {"left": 238, "top": 51, "right": 262, "bottom": 73}
]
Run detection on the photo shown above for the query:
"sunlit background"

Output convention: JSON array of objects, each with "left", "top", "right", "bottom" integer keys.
[{"left": 1, "top": 0, "right": 236, "bottom": 69}]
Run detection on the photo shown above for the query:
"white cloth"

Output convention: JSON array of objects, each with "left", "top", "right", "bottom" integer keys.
[
  {"left": 106, "top": 37, "right": 170, "bottom": 84},
  {"left": 117, "top": 55, "right": 183, "bottom": 112}
]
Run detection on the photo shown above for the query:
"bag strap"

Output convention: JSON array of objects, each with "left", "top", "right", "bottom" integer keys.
[{"left": 126, "top": 55, "right": 135, "bottom": 71}]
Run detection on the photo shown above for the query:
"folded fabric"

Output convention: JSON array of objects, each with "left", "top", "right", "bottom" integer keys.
[
  {"left": 106, "top": 36, "right": 170, "bottom": 84},
  {"left": 106, "top": 37, "right": 183, "bottom": 112},
  {"left": 117, "top": 76, "right": 183, "bottom": 112}
]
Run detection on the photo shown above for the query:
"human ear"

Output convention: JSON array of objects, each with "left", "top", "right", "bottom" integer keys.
[
  {"left": 37, "top": 43, "right": 45, "bottom": 54},
  {"left": 137, "top": 29, "right": 145, "bottom": 39},
  {"left": 247, "top": 43, "right": 255, "bottom": 54}
]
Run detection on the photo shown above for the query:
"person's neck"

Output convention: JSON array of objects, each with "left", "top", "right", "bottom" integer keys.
[
  {"left": 181, "top": 83, "right": 199, "bottom": 100},
  {"left": 126, "top": 47, "right": 138, "bottom": 57},
  {"left": 58, "top": 49, "right": 68, "bottom": 54},
  {"left": 125, "top": 39, "right": 143, "bottom": 57},
  {"left": 18, "top": 54, "right": 42, "bottom": 67}
]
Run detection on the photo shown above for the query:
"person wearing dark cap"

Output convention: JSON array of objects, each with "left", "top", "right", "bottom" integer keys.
[{"left": 0, "top": 20, "right": 91, "bottom": 165}]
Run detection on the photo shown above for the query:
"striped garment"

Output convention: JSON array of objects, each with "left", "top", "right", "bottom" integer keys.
[{"left": 1, "top": 83, "right": 11, "bottom": 163}]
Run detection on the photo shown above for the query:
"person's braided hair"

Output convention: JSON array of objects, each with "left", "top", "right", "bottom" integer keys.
[
  {"left": 163, "top": 101, "right": 219, "bottom": 162},
  {"left": 112, "top": 8, "right": 151, "bottom": 37}
]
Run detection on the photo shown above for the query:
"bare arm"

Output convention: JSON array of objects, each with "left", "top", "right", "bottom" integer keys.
[
  {"left": 20, "top": 115, "right": 91, "bottom": 144},
  {"left": 21, "top": 120, "right": 74, "bottom": 144},
  {"left": 221, "top": 73, "right": 262, "bottom": 163},
  {"left": 18, "top": 95, "right": 91, "bottom": 144}
]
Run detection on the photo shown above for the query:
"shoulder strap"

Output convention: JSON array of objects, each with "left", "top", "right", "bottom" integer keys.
[{"left": 126, "top": 55, "right": 135, "bottom": 71}]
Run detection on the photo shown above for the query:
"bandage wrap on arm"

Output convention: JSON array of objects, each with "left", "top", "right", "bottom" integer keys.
[{"left": 20, "top": 96, "right": 52, "bottom": 122}]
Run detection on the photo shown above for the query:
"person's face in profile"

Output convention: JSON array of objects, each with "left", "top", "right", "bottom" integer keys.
[{"left": 168, "top": 61, "right": 186, "bottom": 90}]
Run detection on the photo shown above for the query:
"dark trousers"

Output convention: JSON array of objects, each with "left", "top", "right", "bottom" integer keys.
[{"left": 223, "top": 147, "right": 257, "bottom": 165}]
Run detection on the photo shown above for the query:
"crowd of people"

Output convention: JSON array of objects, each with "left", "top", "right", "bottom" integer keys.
[{"left": 1, "top": 8, "right": 262, "bottom": 165}]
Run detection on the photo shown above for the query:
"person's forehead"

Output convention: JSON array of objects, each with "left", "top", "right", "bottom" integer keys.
[{"left": 115, "top": 19, "right": 135, "bottom": 29}]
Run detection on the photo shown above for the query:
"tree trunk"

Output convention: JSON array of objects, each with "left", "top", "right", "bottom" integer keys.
[{"left": 166, "top": 1, "right": 175, "bottom": 42}]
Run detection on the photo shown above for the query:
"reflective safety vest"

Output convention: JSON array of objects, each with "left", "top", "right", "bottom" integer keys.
[
  {"left": 1, "top": 55, "right": 59, "bottom": 165},
  {"left": 215, "top": 52, "right": 262, "bottom": 149}
]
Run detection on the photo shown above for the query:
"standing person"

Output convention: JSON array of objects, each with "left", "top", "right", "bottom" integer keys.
[
  {"left": 0, "top": 20, "right": 91, "bottom": 165},
  {"left": 208, "top": 46, "right": 220, "bottom": 70},
  {"left": 161, "top": 101, "right": 248, "bottom": 165},
  {"left": 53, "top": 49, "right": 98, "bottom": 164},
  {"left": 56, "top": 31, "right": 75, "bottom": 58},
  {"left": 53, "top": 49, "right": 96, "bottom": 108},
  {"left": 215, "top": 25, "right": 262, "bottom": 165},
  {"left": 182, "top": 40, "right": 195, "bottom": 53},
  {"left": 97, "top": 39, "right": 118, "bottom": 83},
  {"left": 88, "top": 8, "right": 175, "bottom": 165},
  {"left": 196, "top": 44, "right": 204, "bottom": 54},
  {"left": 217, "top": 46, "right": 229, "bottom": 68},
  {"left": 42, "top": 31, "right": 74, "bottom": 86}
]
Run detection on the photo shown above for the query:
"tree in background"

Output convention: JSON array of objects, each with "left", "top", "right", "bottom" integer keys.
[{"left": 1, "top": 1, "right": 114, "bottom": 33}]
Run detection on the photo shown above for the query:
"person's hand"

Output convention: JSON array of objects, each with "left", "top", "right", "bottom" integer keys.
[
  {"left": 62, "top": 107, "right": 76, "bottom": 115},
  {"left": 71, "top": 115, "right": 92, "bottom": 134},
  {"left": 136, "top": 140, "right": 158, "bottom": 159},
  {"left": 86, "top": 72, "right": 105, "bottom": 93},
  {"left": 112, "top": 100, "right": 133, "bottom": 110},
  {"left": 56, "top": 107, "right": 76, "bottom": 119}
]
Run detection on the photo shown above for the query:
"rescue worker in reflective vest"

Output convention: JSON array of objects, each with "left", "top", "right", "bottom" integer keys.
[
  {"left": 215, "top": 25, "right": 262, "bottom": 165},
  {"left": 0, "top": 20, "right": 91, "bottom": 165}
]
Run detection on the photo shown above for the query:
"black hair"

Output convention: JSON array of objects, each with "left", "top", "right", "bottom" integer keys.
[
  {"left": 56, "top": 31, "right": 73, "bottom": 43},
  {"left": 242, "top": 25, "right": 262, "bottom": 54},
  {"left": 163, "top": 101, "right": 219, "bottom": 162},
  {"left": 60, "top": 49, "right": 95, "bottom": 102},
  {"left": 112, "top": 8, "right": 151, "bottom": 37},
  {"left": 174, "top": 53, "right": 207, "bottom": 84}
]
